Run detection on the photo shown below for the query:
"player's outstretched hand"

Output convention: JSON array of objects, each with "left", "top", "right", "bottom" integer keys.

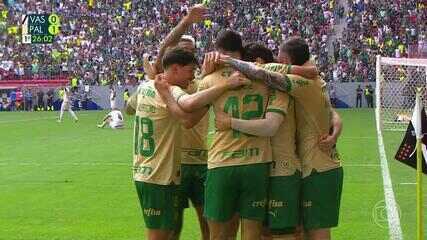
[
  {"left": 201, "top": 52, "right": 219, "bottom": 77},
  {"left": 186, "top": 4, "right": 208, "bottom": 23},
  {"left": 143, "top": 54, "right": 157, "bottom": 80},
  {"left": 318, "top": 134, "right": 337, "bottom": 153},
  {"left": 215, "top": 111, "right": 231, "bottom": 131},
  {"left": 226, "top": 72, "right": 251, "bottom": 90},
  {"left": 217, "top": 52, "right": 232, "bottom": 64},
  {"left": 154, "top": 74, "right": 170, "bottom": 97}
]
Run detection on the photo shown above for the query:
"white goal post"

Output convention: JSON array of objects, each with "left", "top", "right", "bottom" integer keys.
[{"left": 376, "top": 56, "right": 427, "bottom": 131}]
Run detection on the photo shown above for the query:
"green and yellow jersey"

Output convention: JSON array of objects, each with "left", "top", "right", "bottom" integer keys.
[
  {"left": 199, "top": 67, "right": 272, "bottom": 169},
  {"left": 267, "top": 89, "right": 301, "bottom": 177},
  {"left": 181, "top": 79, "right": 209, "bottom": 165},
  {"left": 262, "top": 64, "right": 341, "bottom": 178},
  {"left": 128, "top": 81, "right": 187, "bottom": 185}
]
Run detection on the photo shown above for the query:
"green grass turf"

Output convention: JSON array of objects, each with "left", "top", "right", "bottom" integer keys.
[
  {"left": 383, "top": 130, "right": 427, "bottom": 240},
  {"left": 0, "top": 109, "right": 425, "bottom": 239}
]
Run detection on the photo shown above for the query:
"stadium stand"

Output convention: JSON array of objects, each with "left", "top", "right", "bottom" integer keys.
[
  {"left": 0, "top": 0, "right": 425, "bottom": 85},
  {"left": 1, "top": 0, "right": 337, "bottom": 85},
  {"left": 327, "top": 0, "right": 426, "bottom": 83}
]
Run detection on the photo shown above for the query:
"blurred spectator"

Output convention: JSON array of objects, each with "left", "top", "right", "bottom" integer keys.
[
  {"left": 123, "top": 88, "right": 129, "bottom": 108},
  {"left": 9, "top": 88, "right": 16, "bottom": 111},
  {"left": 356, "top": 84, "right": 363, "bottom": 107},
  {"left": 364, "top": 84, "right": 374, "bottom": 108},
  {"left": 24, "top": 89, "right": 32, "bottom": 111},
  {"left": 47, "top": 89, "right": 54, "bottom": 111},
  {"left": 16, "top": 88, "right": 23, "bottom": 110},
  {"left": 0, "top": 0, "right": 337, "bottom": 84},
  {"left": 328, "top": 0, "right": 426, "bottom": 82},
  {"left": 2, "top": 0, "right": 421, "bottom": 84},
  {"left": 329, "top": 85, "right": 337, "bottom": 107},
  {"left": 36, "top": 89, "right": 44, "bottom": 111},
  {"left": 1, "top": 95, "right": 10, "bottom": 111}
]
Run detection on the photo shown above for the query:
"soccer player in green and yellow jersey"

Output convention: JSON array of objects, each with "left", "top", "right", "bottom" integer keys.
[
  {"left": 220, "top": 37, "right": 343, "bottom": 240},
  {"left": 126, "top": 48, "right": 203, "bottom": 240},
  {"left": 140, "top": 4, "right": 211, "bottom": 239},
  {"left": 126, "top": 47, "right": 248, "bottom": 240},
  {"left": 177, "top": 78, "right": 210, "bottom": 240},
  {"left": 217, "top": 88, "right": 342, "bottom": 240},
  {"left": 215, "top": 42, "right": 321, "bottom": 240},
  {"left": 201, "top": 31, "right": 273, "bottom": 240},
  {"left": 216, "top": 43, "right": 341, "bottom": 240},
  {"left": 216, "top": 44, "right": 301, "bottom": 240},
  {"left": 157, "top": 31, "right": 272, "bottom": 240}
]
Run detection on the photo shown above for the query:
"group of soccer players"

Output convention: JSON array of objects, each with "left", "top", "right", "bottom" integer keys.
[
  {"left": 125, "top": 4, "right": 343, "bottom": 240},
  {"left": 56, "top": 82, "right": 127, "bottom": 129}
]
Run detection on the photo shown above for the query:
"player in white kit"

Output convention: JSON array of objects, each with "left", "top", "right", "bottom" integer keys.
[
  {"left": 97, "top": 108, "right": 124, "bottom": 129},
  {"left": 110, "top": 87, "right": 117, "bottom": 110},
  {"left": 57, "top": 87, "right": 78, "bottom": 123}
]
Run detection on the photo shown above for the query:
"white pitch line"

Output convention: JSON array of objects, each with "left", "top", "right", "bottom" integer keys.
[
  {"left": 375, "top": 108, "right": 403, "bottom": 240},
  {"left": 341, "top": 136, "right": 377, "bottom": 140},
  {"left": 399, "top": 182, "right": 416, "bottom": 185}
]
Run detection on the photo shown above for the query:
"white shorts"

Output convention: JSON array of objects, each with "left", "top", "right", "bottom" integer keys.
[
  {"left": 109, "top": 121, "right": 124, "bottom": 129},
  {"left": 61, "top": 101, "right": 70, "bottom": 110},
  {"left": 110, "top": 100, "right": 117, "bottom": 109}
]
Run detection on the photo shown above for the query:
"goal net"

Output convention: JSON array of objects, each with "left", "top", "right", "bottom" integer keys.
[{"left": 376, "top": 56, "right": 427, "bottom": 131}]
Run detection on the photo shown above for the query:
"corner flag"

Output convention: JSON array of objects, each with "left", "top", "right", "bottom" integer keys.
[
  {"left": 394, "top": 97, "right": 427, "bottom": 174},
  {"left": 394, "top": 89, "right": 425, "bottom": 240}
]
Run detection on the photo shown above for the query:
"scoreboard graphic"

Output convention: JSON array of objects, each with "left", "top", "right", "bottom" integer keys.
[{"left": 21, "top": 14, "right": 60, "bottom": 44}]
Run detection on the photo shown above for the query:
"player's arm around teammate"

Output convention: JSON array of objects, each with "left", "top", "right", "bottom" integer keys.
[
  {"left": 132, "top": 48, "right": 210, "bottom": 240},
  {"left": 205, "top": 51, "right": 318, "bottom": 83},
  {"left": 154, "top": 74, "right": 209, "bottom": 129},
  {"left": 126, "top": 78, "right": 208, "bottom": 129},
  {"left": 155, "top": 71, "right": 250, "bottom": 114},
  {"left": 217, "top": 104, "right": 343, "bottom": 154},
  {"left": 216, "top": 101, "right": 342, "bottom": 240},
  {"left": 319, "top": 109, "right": 343, "bottom": 152},
  {"left": 218, "top": 39, "right": 344, "bottom": 240},
  {"left": 216, "top": 111, "right": 283, "bottom": 136}
]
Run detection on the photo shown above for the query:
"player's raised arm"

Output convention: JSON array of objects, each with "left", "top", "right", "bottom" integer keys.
[
  {"left": 154, "top": 4, "right": 208, "bottom": 73},
  {"left": 221, "top": 56, "right": 291, "bottom": 91},
  {"left": 175, "top": 72, "right": 250, "bottom": 113},
  {"left": 142, "top": 54, "right": 157, "bottom": 80}
]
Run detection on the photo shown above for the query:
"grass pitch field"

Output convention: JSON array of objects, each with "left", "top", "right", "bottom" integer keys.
[{"left": 1, "top": 109, "right": 426, "bottom": 240}]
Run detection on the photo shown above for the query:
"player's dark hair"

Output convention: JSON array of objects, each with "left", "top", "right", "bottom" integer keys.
[
  {"left": 162, "top": 47, "right": 198, "bottom": 70},
  {"left": 214, "top": 30, "right": 243, "bottom": 53},
  {"left": 242, "top": 42, "right": 274, "bottom": 63},
  {"left": 280, "top": 37, "right": 310, "bottom": 66}
]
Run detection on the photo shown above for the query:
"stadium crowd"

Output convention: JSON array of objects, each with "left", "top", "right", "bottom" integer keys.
[
  {"left": 0, "top": 0, "right": 425, "bottom": 85},
  {"left": 326, "top": 0, "right": 426, "bottom": 83},
  {"left": 1, "top": 0, "right": 338, "bottom": 85}
]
